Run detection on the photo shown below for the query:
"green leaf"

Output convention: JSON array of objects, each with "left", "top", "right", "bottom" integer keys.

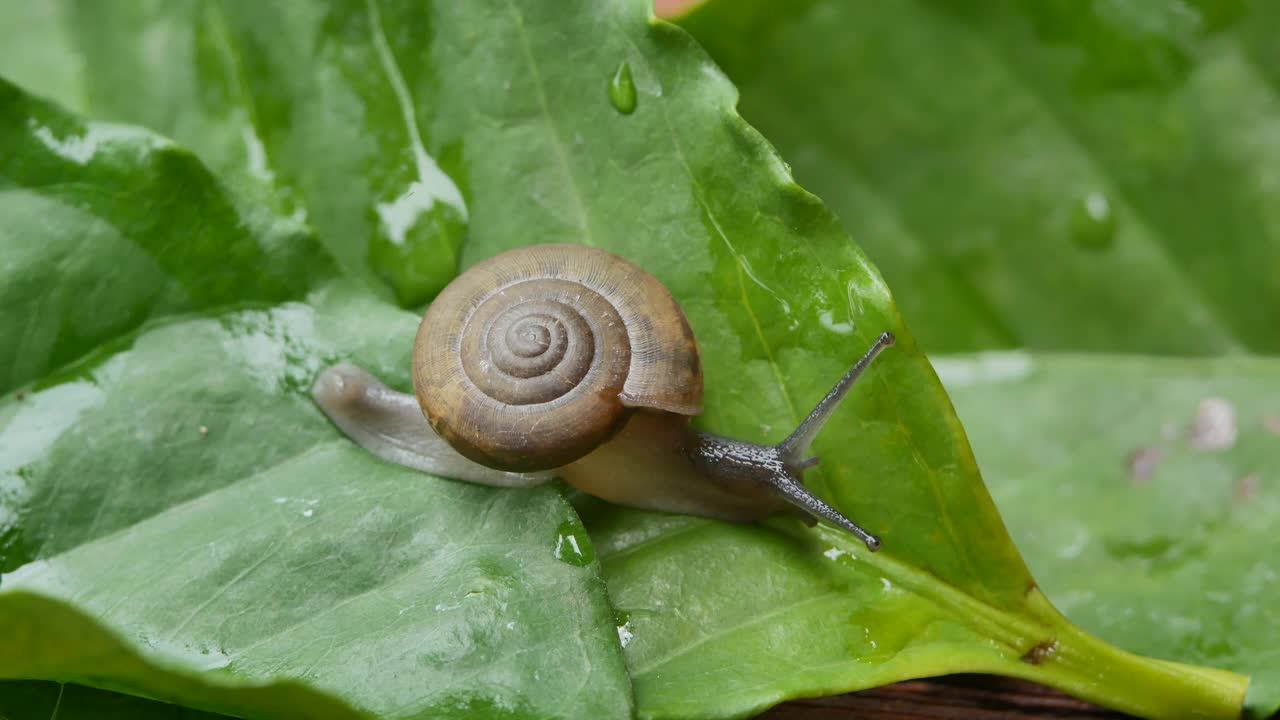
[
  {"left": 935, "top": 353, "right": 1280, "bottom": 717},
  {"left": 585, "top": 511, "right": 1247, "bottom": 720},
  {"left": 0, "top": 1, "right": 1257, "bottom": 719},
  {"left": 0, "top": 0, "right": 469, "bottom": 307},
  {"left": 680, "top": 0, "right": 1280, "bottom": 356},
  {"left": 0, "top": 593, "right": 365, "bottom": 720},
  {"left": 0, "top": 75, "right": 630, "bottom": 718},
  {"left": 0, "top": 78, "right": 335, "bottom": 393},
  {"left": 0, "top": 680, "right": 234, "bottom": 720},
  {"left": 0, "top": 281, "right": 633, "bottom": 720}
]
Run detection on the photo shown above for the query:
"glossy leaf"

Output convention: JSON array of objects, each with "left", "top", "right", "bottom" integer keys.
[
  {"left": 0, "top": 280, "right": 633, "bottom": 720},
  {"left": 1, "top": 55, "right": 630, "bottom": 718},
  {"left": 680, "top": 0, "right": 1280, "bottom": 356},
  {"left": 0, "top": 0, "right": 467, "bottom": 307},
  {"left": 935, "top": 353, "right": 1280, "bottom": 717},
  {"left": 0, "top": 78, "right": 335, "bottom": 393}
]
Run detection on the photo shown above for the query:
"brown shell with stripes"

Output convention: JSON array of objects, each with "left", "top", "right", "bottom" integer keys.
[{"left": 412, "top": 244, "right": 703, "bottom": 472}]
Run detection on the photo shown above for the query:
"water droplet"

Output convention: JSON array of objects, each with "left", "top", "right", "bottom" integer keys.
[
  {"left": 553, "top": 520, "right": 595, "bottom": 566},
  {"left": 818, "top": 310, "right": 853, "bottom": 335},
  {"left": 1070, "top": 191, "right": 1116, "bottom": 250},
  {"left": 615, "top": 610, "right": 635, "bottom": 648},
  {"left": 608, "top": 62, "right": 637, "bottom": 115}
]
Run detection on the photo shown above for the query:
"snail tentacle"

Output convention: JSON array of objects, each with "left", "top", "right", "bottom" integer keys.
[
  {"left": 685, "top": 429, "right": 881, "bottom": 552},
  {"left": 312, "top": 364, "right": 554, "bottom": 488},
  {"left": 773, "top": 331, "right": 896, "bottom": 551},
  {"left": 778, "top": 331, "right": 896, "bottom": 461},
  {"left": 679, "top": 333, "right": 896, "bottom": 552}
]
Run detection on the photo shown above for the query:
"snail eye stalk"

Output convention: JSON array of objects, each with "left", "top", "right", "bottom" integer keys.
[
  {"left": 770, "top": 332, "right": 896, "bottom": 552},
  {"left": 779, "top": 332, "right": 896, "bottom": 461}
]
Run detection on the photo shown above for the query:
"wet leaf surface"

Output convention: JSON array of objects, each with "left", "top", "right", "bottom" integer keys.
[
  {"left": 936, "top": 353, "right": 1280, "bottom": 717},
  {"left": 0, "top": 79, "right": 334, "bottom": 393},
  {"left": 681, "top": 0, "right": 1280, "bottom": 356},
  {"left": 0, "top": 280, "right": 632, "bottom": 720}
]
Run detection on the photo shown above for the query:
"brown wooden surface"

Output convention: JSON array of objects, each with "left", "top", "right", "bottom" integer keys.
[{"left": 759, "top": 675, "right": 1136, "bottom": 719}]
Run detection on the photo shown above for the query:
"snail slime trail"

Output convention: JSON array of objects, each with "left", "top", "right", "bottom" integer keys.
[{"left": 312, "top": 244, "right": 893, "bottom": 552}]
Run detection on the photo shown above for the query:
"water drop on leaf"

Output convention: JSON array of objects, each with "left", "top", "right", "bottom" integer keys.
[
  {"left": 1070, "top": 191, "right": 1117, "bottom": 250},
  {"left": 608, "top": 62, "right": 637, "bottom": 115},
  {"left": 614, "top": 609, "right": 634, "bottom": 648},
  {"left": 554, "top": 520, "right": 595, "bottom": 566}
]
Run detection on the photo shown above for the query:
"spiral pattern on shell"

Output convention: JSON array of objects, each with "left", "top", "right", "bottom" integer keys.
[{"left": 413, "top": 244, "right": 703, "bottom": 472}]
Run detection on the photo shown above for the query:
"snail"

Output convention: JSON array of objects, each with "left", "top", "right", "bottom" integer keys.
[{"left": 312, "top": 244, "right": 893, "bottom": 551}]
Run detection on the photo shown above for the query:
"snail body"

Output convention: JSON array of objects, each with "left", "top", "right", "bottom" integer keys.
[{"left": 314, "top": 244, "right": 892, "bottom": 551}]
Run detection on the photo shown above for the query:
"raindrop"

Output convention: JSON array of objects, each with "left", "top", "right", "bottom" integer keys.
[
  {"left": 608, "top": 62, "right": 637, "bottom": 115},
  {"left": 553, "top": 520, "right": 595, "bottom": 566},
  {"left": 614, "top": 609, "right": 634, "bottom": 648},
  {"left": 1070, "top": 191, "right": 1116, "bottom": 250}
]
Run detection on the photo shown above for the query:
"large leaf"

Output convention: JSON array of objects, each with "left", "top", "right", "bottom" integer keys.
[
  {"left": 935, "top": 353, "right": 1280, "bottom": 717},
  {"left": 0, "top": 79, "right": 631, "bottom": 718},
  {"left": 0, "top": 279, "right": 633, "bottom": 720},
  {"left": 680, "top": 0, "right": 1280, "bottom": 356},
  {"left": 0, "top": 1, "right": 1256, "bottom": 719}
]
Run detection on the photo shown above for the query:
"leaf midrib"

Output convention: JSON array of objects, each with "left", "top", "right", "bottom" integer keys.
[
  {"left": 603, "top": 517, "right": 1046, "bottom": 683},
  {"left": 505, "top": 0, "right": 595, "bottom": 248}
]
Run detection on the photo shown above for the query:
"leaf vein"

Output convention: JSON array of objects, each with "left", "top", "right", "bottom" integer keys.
[{"left": 505, "top": 0, "right": 594, "bottom": 246}]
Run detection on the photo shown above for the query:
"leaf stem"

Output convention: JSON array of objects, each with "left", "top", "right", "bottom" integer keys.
[
  {"left": 1015, "top": 588, "right": 1247, "bottom": 720},
  {"left": 811, "top": 525, "right": 1248, "bottom": 720}
]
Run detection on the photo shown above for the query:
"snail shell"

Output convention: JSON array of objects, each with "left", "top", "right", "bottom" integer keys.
[{"left": 413, "top": 244, "right": 703, "bottom": 472}]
